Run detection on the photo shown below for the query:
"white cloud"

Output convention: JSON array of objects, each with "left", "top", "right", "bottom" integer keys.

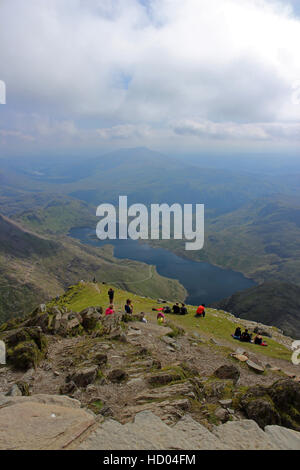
[
  {"left": 0, "top": 0, "right": 300, "bottom": 154},
  {"left": 173, "top": 119, "right": 300, "bottom": 141}
]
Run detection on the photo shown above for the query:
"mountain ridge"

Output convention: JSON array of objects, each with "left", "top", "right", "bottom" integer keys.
[{"left": 211, "top": 281, "right": 300, "bottom": 338}]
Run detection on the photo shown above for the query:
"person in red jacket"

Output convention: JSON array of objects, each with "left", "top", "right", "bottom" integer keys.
[
  {"left": 105, "top": 305, "right": 115, "bottom": 316},
  {"left": 195, "top": 304, "right": 206, "bottom": 318}
]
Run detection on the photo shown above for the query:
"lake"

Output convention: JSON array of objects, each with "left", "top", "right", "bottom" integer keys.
[{"left": 69, "top": 227, "right": 256, "bottom": 305}]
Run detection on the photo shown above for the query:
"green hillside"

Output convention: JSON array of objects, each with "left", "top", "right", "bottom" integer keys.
[
  {"left": 47, "top": 281, "right": 291, "bottom": 361},
  {"left": 146, "top": 195, "right": 300, "bottom": 286},
  {"left": 0, "top": 215, "right": 186, "bottom": 324}
]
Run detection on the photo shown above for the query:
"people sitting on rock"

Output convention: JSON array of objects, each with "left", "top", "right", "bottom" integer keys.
[
  {"left": 180, "top": 303, "right": 188, "bottom": 315},
  {"left": 233, "top": 326, "right": 242, "bottom": 339},
  {"left": 240, "top": 329, "right": 252, "bottom": 343},
  {"left": 105, "top": 304, "right": 115, "bottom": 316},
  {"left": 195, "top": 304, "right": 206, "bottom": 318},
  {"left": 124, "top": 299, "right": 133, "bottom": 314},
  {"left": 172, "top": 303, "right": 181, "bottom": 314}
]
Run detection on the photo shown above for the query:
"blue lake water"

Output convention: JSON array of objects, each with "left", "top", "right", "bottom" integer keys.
[{"left": 69, "top": 227, "right": 256, "bottom": 305}]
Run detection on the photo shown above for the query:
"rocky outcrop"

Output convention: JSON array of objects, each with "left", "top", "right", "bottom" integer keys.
[
  {"left": 1, "top": 396, "right": 299, "bottom": 451},
  {"left": 214, "top": 364, "right": 240, "bottom": 383},
  {"left": 68, "top": 366, "right": 99, "bottom": 388},
  {"left": 211, "top": 420, "right": 277, "bottom": 450},
  {"left": 2, "top": 326, "right": 48, "bottom": 370},
  {"left": 80, "top": 307, "right": 103, "bottom": 331},
  {"left": 238, "top": 379, "right": 300, "bottom": 431},
  {"left": 25, "top": 305, "right": 103, "bottom": 336},
  {"left": 0, "top": 395, "right": 96, "bottom": 450},
  {"left": 107, "top": 369, "right": 129, "bottom": 383},
  {"left": 79, "top": 411, "right": 300, "bottom": 450},
  {"left": 147, "top": 371, "right": 183, "bottom": 387}
]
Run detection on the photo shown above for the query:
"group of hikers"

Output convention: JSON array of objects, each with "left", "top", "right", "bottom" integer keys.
[
  {"left": 104, "top": 287, "right": 208, "bottom": 326},
  {"left": 154, "top": 302, "right": 207, "bottom": 323},
  {"left": 103, "top": 288, "right": 266, "bottom": 347},
  {"left": 154, "top": 302, "right": 189, "bottom": 316},
  {"left": 232, "top": 326, "right": 267, "bottom": 346}
]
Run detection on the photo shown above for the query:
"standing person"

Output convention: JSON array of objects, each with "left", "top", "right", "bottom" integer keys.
[{"left": 108, "top": 288, "right": 114, "bottom": 303}]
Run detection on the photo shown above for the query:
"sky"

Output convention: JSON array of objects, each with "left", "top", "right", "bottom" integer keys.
[{"left": 0, "top": 0, "right": 300, "bottom": 158}]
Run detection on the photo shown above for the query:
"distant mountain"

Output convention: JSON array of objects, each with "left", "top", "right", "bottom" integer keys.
[
  {"left": 0, "top": 147, "right": 289, "bottom": 217},
  {"left": 211, "top": 281, "right": 300, "bottom": 338}
]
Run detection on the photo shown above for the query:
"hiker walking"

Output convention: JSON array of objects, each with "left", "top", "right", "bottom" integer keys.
[{"left": 108, "top": 288, "right": 114, "bottom": 303}]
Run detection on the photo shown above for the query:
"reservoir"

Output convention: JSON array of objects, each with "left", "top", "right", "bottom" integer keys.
[{"left": 69, "top": 227, "right": 256, "bottom": 305}]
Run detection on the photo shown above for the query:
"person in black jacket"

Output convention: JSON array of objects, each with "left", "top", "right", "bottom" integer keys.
[
  {"left": 108, "top": 288, "right": 114, "bottom": 303},
  {"left": 241, "top": 329, "right": 251, "bottom": 343},
  {"left": 180, "top": 303, "right": 188, "bottom": 315},
  {"left": 234, "top": 327, "right": 242, "bottom": 339},
  {"left": 172, "top": 303, "right": 181, "bottom": 314}
]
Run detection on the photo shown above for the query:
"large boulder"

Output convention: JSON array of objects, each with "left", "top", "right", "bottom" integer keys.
[
  {"left": 94, "top": 353, "right": 108, "bottom": 367},
  {"left": 107, "top": 369, "right": 129, "bottom": 383},
  {"left": 268, "top": 379, "right": 300, "bottom": 431},
  {"left": 253, "top": 326, "right": 272, "bottom": 338},
  {"left": 214, "top": 365, "right": 240, "bottom": 383},
  {"left": 80, "top": 307, "right": 102, "bottom": 331},
  {"left": 0, "top": 395, "right": 95, "bottom": 450},
  {"left": 68, "top": 366, "right": 99, "bottom": 388},
  {"left": 147, "top": 372, "right": 182, "bottom": 387},
  {"left": 239, "top": 380, "right": 300, "bottom": 431},
  {"left": 242, "top": 398, "right": 281, "bottom": 429},
  {"left": 101, "top": 313, "right": 123, "bottom": 335},
  {"left": 3, "top": 327, "right": 48, "bottom": 371}
]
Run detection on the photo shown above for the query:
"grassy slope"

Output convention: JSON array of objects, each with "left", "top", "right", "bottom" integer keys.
[
  {"left": 0, "top": 215, "right": 186, "bottom": 324},
  {"left": 53, "top": 282, "right": 291, "bottom": 362}
]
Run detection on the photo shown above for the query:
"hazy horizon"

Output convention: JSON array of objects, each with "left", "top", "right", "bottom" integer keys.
[{"left": 1, "top": 0, "right": 300, "bottom": 159}]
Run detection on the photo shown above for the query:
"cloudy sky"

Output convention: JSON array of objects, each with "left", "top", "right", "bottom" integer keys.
[{"left": 0, "top": 0, "right": 300, "bottom": 158}]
